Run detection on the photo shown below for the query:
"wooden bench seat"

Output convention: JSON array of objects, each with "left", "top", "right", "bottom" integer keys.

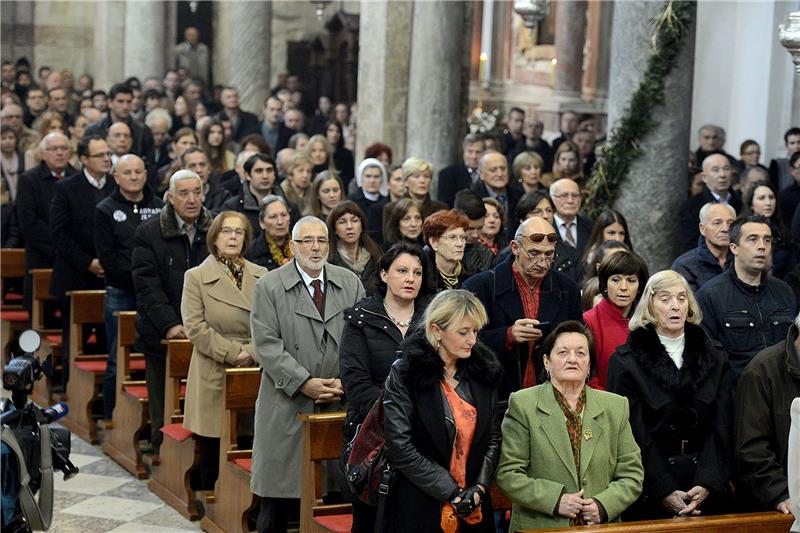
[
  {"left": 103, "top": 311, "right": 150, "bottom": 478},
  {"left": 30, "top": 269, "right": 61, "bottom": 406},
  {"left": 298, "top": 412, "right": 352, "bottom": 533},
  {"left": 1, "top": 248, "right": 28, "bottom": 363},
  {"left": 201, "top": 367, "right": 261, "bottom": 533},
  {"left": 147, "top": 339, "right": 202, "bottom": 520},
  {"left": 526, "top": 511, "right": 794, "bottom": 533},
  {"left": 61, "top": 290, "right": 106, "bottom": 444}
]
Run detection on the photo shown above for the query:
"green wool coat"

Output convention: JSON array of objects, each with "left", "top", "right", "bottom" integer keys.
[{"left": 496, "top": 381, "right": 643, "bottom": 531}]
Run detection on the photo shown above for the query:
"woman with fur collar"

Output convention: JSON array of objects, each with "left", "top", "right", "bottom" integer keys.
[
  {"left": 607, "top": 270, "right": 734, "bottom": 520},
  {"left": 383, "top": 289, "right": 503, "bottom": 533}
]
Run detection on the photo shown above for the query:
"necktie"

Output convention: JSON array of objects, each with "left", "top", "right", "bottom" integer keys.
[
  {"left": 54, "top": 172, "right": 63, "bottom": 181},
  {"left": 564, "top": 222, "right": 576, "bottom": 247},
  {"left": 311, "top": 279, "right": 324, "bottom": 317}
]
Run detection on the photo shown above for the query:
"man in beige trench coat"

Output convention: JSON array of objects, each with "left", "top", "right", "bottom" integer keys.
[{"left": 250, "top": 216, "right": 365, "bottom": 533}]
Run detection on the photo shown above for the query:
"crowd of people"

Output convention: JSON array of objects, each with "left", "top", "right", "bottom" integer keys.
[{"left": 1, "top": 52, "right": 800, "bottom": 533}]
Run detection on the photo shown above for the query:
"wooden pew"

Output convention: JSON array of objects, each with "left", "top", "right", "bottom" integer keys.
[
  {"left": 527, "top": 511, "right": 794, "bottom": 533},
  {"left": 147, "top": 339, "right": 200, "bottom": 520},
  {"left": 30, "top": 269, "right": 60, "bottom": 406},
  {"left": 298, "top": 412, "right": 352, "bottom": 533},
  {"left": 201, "top": 367, "right": 261, "bottom": 533},
  {"left": 102, "top": 311, "right": 149, "bottom": 478},
  {"left": 61, "top": 290, "right": 106, "bottom": 444},
  {"left": 1, "top": 248, "right": 29, "bottom": 362}
]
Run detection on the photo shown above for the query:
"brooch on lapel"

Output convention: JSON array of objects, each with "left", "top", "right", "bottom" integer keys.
[{"left": 583, "top": 429, "right": 593, "bottom": 441}]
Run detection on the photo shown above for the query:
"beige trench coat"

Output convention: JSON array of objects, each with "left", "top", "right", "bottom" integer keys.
[
  {"left": 181, "top": 255, "right": 266, "bottom": 438},
  {"left": 249, "top": 260, "right": 364, "bottom": 498}
]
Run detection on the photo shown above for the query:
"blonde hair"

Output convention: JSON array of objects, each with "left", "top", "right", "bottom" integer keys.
[
  {"left": 424, "top": 289, "right": 488, "bottom": 347},
  {"left": 512, "top": 151, "right": 544, "bottom": 181},
  {"left": 628, "top": 270, "right": 702, "bottom": 331},
  {"left": 401, "top": 157, "right": 433, "bottom": 181}
]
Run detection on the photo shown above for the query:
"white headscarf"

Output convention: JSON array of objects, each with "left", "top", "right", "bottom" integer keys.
[{"left": 355, "top": 157, "right": 388, "bottom": 197}]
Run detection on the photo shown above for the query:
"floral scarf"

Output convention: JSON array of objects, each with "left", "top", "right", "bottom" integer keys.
[
  {"left": 552, "top": 385, "right": 587, "bottom": 526},
  {"left": 266, "top": 234, "right": 293, "bottom": 267},
  {"left": 216, "top": 254, "right": 245, "bottom": 290}
]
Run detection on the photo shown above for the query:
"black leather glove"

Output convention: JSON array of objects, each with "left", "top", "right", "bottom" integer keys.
[{"left": 450, "top": 485, "right": 485, "bottom": 518}]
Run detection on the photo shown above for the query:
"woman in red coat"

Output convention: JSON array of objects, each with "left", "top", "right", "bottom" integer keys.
[{"left": 583, "top": 251, "right": 648, "bottom": 389}]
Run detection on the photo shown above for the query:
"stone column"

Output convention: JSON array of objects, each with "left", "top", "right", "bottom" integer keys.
[
  {"left": 93, "top": 1, "right": 125, "bottom": 90},
  {"left": 609, "top": 1, "right": 696, "bottom": 271},
  {"left": 215, "top": 1, "right": 271, "bottom": 115},
  {"left": 355, "top": 1, "right": 413, "bottom": 163},
  {"left": 123, "top": 1, "right": 166, "bottom": 80},
  {"left": 553, "top": 0, "right": 587, "bottom": 100},
  {"left": 406, "top": 1, "right": 471, "bottom": 195}
]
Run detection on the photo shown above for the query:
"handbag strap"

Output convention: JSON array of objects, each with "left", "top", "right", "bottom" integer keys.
[{"left": 1, "top": 423, "right": 54, "bottom": 530}]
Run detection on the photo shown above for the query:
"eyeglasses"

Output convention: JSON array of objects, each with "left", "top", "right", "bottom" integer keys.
[
  {"left": 519, "top": 232, "right": 558, "bottom": 244},
  {"left": 517, "top": 243, "right": 556, "bottom": 264},
  {"left": 294, "top": 237, "right": 329, "bottom": 246},
  {"left": 88, "top": 151, "right": 113, "bottom": 159},
  {"left": 552, "top": 192, "right": 582, "bottom": 200},
  {"left": 220, "top": 227, "right": 246, "bottom": 236}
]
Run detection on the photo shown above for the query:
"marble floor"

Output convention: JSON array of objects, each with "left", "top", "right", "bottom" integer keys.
[{"left": 49, "top": 429, "right": 203, "bottom": 533}]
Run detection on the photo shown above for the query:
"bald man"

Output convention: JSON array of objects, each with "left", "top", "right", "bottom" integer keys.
[
  {"left": 463, "top": 216, "right": 582, "bottom": 397},
  {"left": 677, "top": 153, "right": 742, "bottom": 253},
  {"left": 16, "top": 132, "right": 77, "bottom": 310}
]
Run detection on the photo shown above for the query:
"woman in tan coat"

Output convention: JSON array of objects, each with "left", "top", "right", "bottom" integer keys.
[{"left": 181, "top": 210, "right": 267, "bottom": 490}]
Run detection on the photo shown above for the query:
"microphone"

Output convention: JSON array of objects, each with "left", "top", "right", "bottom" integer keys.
[{"left": 42, "top": 402, "right": 69, "bottom": 423}]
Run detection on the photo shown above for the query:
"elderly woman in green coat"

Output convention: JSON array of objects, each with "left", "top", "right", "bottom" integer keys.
[{"left": 495, "top": 321, "right": 643, "bottom": 530}]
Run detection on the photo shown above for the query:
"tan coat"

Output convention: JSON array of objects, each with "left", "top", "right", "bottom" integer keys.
[
  {"left": 181, "top": 255, "right": 266, "bottom": 437},
  {"left": 249, "top": 259, "right": 365, "bottom": 498}
]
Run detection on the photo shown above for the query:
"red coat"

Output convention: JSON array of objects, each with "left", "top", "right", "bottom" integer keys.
[{"left": 584, "top": 298, "right": 630, "bottom": 389}]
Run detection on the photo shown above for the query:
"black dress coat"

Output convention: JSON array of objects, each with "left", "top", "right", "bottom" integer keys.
[
  {"left": 382, "top": 329, "right": 503, "bottom": 533},
  {"left": 677, "top": 185, "right": 742, "bottom": 254},
  {"left": 438, "top": 163, "right": 474, "bottom": 208},
  {"left": 606, "top": 323, "right": 734, "bottom": 519},
  {"left": 462, "top": 254, "right": 582, "bottom": 398},
  {"left": 16, "top": 162, "right": 77, "bottom": 308},
  {"left": 131, "top": 204, "right": 212, "bottom": 358},
  {"left": 49, "top": 171, "right": 115, "bottom": 298},
  {"left": 243, "top": 231, "right": 282, "bottom": 271}
]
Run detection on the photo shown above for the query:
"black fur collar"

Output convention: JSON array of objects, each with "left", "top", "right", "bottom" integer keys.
[
  {"left": 400, "top": 328, "right": 503, "bottom": 390},
  {"left": 625, "top": 323, "right": 717, "bottom": 393}
]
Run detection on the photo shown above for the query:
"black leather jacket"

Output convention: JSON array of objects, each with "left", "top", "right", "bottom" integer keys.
[{"left": 382, "top": 329, "right": 503, "bottom": 533}]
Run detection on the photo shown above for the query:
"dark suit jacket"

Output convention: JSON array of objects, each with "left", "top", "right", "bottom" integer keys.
[
  {"left": 217, "top": 109, "right": 260, "bottom": 142},
  {"left": 85, "top": 115, "right": 154, "bottom": 159},
  {"left": 462, "top": 254, "right": 582, "bottom": 398},
  {"left": 49, "top": 171, "right": 115, "bottom": 298},
  {"left": 471, "top": 180, "right": 524, "bottom": 231},
  {"left": 554, "top": 213, "right": 594, "bottom": 260},
  {"left": 437, "top": 163, "right": 474, "bottom": 207},
  {"left": 677, "top": 185, "right": 742, "bottom": 254},
  {"left": 16, "top": 162, "right": 77, "bottom": 308}
]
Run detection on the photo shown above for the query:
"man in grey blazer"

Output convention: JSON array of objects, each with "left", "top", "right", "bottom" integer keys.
[{"left": 250, "top": 216, "right": 365, "bottom": 533}]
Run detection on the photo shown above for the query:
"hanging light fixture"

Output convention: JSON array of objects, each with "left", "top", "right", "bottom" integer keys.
[
  {"left": 310, "top": 0, "right": 332, "bottom": 22},
  {"left": 779, "top": 10, "right": 800, "bottom": 74},
  {"left": 513, "top": 0, "right": 549, "bottom": 38}
]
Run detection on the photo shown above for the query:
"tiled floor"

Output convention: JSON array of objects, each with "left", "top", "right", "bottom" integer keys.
[{"left": 49, "top": 430, "right": 202, "bottom": 533}]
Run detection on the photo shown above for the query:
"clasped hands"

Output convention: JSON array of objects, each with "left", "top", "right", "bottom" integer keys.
[
  {"left": 557, "top": 489, "right": 602, "bottom": 525},
  {"left": 661, "top": 486, "right": 710, "bottom": 516},
  {"left": 449, "top": 484, "right": 485, "bottom": 518},
  {"left": 300, "top": 377, "right": 344, "bottom": 404}
]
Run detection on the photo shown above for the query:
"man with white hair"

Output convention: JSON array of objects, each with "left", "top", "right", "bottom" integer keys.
[
  {"left": 734, "top": 310, "right": 800, "bottom": 518},
  {"left": 131, "top": 169, "right": 213, "bottom": 456},
  {"left": 672, "top": 202, "right": 736, "bottom": 292},
  {"left": 550, "top": 177, "right": 593, "bottom": 258},
  {"left": 250, "top": 216, "right": 364, "bottom": 533},
  {"left": 16, "top": 132, "right": 77, "bottom": 310}
]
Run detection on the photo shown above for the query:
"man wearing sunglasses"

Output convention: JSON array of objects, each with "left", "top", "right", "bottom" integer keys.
[{"left": 463, "top": 216, "right": 582, "bottom": 398}]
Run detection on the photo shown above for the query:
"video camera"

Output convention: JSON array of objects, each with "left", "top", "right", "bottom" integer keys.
[{"left": 1, "top": 330, "right": 78, "bottom": 532}]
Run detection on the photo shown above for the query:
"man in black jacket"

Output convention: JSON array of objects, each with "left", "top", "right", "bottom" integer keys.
[
  {"left": 677, "top": 153, "right": 742, "bottom": 253},
  {"left": 132, "top": 170, "right": 212, "bottom": 455},
  {"left": 85, "top": 83, "right": 154, "bottom": 159},
  {"left": 734, "top": 318, "right": 800, "bottom": 516},
  {"left": 697, "top": 215, "right": 798, "bottom": 380},
  {"left": 216, "top": 86, "right": 259, "bottom": 143},
  {"left": 550, "top": 177, "right": 593, "bottom": 259},
  {"left": 94, "top": 154, "right": 163, "bottom": 420},
  {"left": 179, "top": 147, "right": 229, "bottom": 213},
  {"left": 672, "top": 202, "right": 735, "bottom": 292},
  {"left": 470, "top": 151, "right": 523, "bottom": 224},
  {"left": 50, "top": 134, "right": 115, "bottom": 387},
  {"left": 463, "top": 216, "right": 582, "bottom": 398},
  {"left": 437, "top": 133, "right": 484, "bottom": 207},
  {"left": 16, "top": 132, "right": 76, "bottom": 310}
]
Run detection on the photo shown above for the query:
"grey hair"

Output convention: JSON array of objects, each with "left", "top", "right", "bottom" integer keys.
[
  {"left": 258, "top": 194, "right": 289, "bottom": 221},
  {"left": 111, "top": 153, "right": 143, "bottom": 174},
  {"left": 145, "top": 108, "right": 172, "bottom": 130},
  {"left": 291, "top": 215, "right": 329, "bottom": 240},
  {"left": 39, "top": 131, "right": 68, "bottom": 151},
  {"left": 699, "top": 123, "right": 726, "bottom": 141},
  {"left": 167, "top": 169, "right": 202, "bottom": 193},
  {"left": 794, "top": 310, "right": 800, "bottom": 329},
  {"left": 462, "top": 132, "right": 484, "bottom": 149},
  {"left": 698, "top": 202, "right": 736, "bottom": 225},
  {"left": 549, "top": 177, "right": 577, "bottom": 197},
  {"left": 235, "top": 150, "right": 257, "bottom": 168}
]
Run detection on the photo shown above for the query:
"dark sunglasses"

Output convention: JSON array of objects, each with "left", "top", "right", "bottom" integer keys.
[{"left": 520, "top": 232, "right": 558, "bottom": 243}]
